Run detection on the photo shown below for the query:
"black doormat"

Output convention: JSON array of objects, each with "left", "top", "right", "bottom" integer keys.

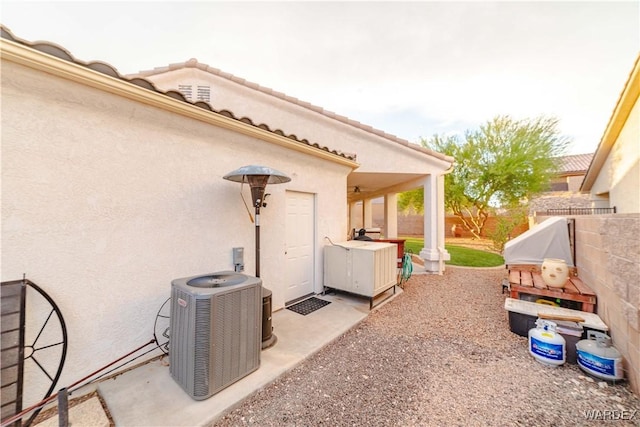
[{"left": 286, "top": 297, "right": 331, "bottom": 316}]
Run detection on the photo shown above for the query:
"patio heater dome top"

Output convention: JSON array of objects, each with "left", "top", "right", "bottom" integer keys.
[{"left": 223, "top": 165, "right": 291, "bottom": 185}]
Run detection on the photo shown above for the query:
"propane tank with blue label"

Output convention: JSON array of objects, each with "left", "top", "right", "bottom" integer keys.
[
  {"left": 529, "top": 319, "right": 566, "bottom": 367},
  {"left": 576, "top": 331, "right": 624, "bottom": 382}
]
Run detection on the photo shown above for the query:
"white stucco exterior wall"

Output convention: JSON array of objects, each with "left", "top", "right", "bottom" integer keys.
[
  {"left": 145, "top": 67, "right": 451, "bottom": 174},
  {"left": 1, "top": 59, "right": 351, "bottom": 397},
  {"left": 590, "top": 98, "right": 640, "bottom": 213},
  {"left": 144, "top": 66, "right": 453, "bottom": 271}
]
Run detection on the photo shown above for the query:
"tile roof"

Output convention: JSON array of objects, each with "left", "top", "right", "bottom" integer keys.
[
  {"left": 128, "top": 58, "right": 454, "bottom": 164},
  {"left": 0, "top": 26, "right": 356, "bottom": 162},
  {"left": 559, "top": 153, "right": 594, "bottom": 175}
]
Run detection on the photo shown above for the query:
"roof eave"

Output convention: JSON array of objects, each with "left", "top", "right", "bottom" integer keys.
[
  {"left": 0, "top": 38, "right": 359, "bottom": 170},
  {"left": 130, "top": 58, "right": 454, "bottom": 165},
  {"left": 581, "top": 54, "right": 640, "bottom": 191}
]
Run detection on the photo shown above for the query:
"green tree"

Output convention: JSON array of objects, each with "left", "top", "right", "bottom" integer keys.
[{"left": 399, "top": 115, "right": 569, "bottom": 238}]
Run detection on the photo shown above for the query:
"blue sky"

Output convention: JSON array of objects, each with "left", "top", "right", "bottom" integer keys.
[{"left": 2, "top": 1, "right": 638, "bottom": 155}]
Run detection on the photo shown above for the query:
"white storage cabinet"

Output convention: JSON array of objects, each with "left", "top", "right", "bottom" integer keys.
[{"left": 323, "top": 241, "right": 397, "bottom": 307}]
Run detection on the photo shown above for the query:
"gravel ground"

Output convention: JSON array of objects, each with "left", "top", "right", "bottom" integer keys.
[{"left": 213, "top": 267, "right": 640, "bottom": 427}]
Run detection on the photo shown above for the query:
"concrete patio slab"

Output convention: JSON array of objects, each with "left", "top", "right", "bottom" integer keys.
[{"left": 90, "top": 289, "right": 394, "bottom": 426}]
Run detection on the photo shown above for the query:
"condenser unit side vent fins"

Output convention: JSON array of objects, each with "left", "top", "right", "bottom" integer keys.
[
  {"left": 193, "top": 298, "right": 211, "bottom": 397},
  {"left": 170, "top": 272, "right": 262, "bottom": 400}
]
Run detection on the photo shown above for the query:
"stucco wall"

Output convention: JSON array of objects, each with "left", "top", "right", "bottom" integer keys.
[
  {"left": 1, "top": 61, "right": 350, "bottom": 398},
  {"left": 536, "top": 214, "right": 639, "bottom": 393},
  {"left": 146, "top": 68, "right": 450, "bottom": 174},
  {"left": 567, "top": 174, "right": 585, "bottom": 192},
  {"left": 591, "top": 98, "right": 640, "bottom": 213}
]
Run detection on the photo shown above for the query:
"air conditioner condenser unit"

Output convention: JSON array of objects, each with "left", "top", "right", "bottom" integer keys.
[{"left": 170, "top": 271, "right": 262, "bottom": 400}]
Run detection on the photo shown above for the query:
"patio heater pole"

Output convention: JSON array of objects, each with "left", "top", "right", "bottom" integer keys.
[
  {"left": 255, "top": 207, "right": 261, "bottom": 277},
  {"left": 223, "top": 165, "right": 291, "bottom": 349},
  {"left": 246, "top": 173, "right": 270, "bottom": 278}
]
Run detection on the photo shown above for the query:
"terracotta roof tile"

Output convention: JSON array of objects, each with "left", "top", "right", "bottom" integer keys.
[
  {"left": 128, "top": 58, "right": 454, "bottom": 164},
  {"left": 0, "top": 26, "right": 357, "bottom": 162}
]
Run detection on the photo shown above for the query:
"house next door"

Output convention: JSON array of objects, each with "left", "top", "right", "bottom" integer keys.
[{"left": 285, "top": 191, "right": 315, "bottom": 303}]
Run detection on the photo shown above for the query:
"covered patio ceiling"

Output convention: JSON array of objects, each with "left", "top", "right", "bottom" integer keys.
[{"left": 347, "top": 171, "right": 427, "bottom": 202}]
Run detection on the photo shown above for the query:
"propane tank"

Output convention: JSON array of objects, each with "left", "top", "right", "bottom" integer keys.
[
  {"left": 529, "top": 319, "right": 566, "bottom": 367},
  {"left": 576, "top": 331, "right": 624, "bottom": 381}
]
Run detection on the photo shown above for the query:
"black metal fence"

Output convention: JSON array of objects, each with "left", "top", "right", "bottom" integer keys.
[{"left": 545, "top": 207, "right": 616, "bottom": 216}]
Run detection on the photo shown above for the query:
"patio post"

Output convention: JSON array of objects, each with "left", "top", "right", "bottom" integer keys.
[
  {"left": 362, "top": 199, "right": 373, "bottom": 230},
  {"left": 383, "top": 193, "right": 398, "bottom": 238},
  {"left": 419, "top": 174, "right": 449, "bottom": 273}
]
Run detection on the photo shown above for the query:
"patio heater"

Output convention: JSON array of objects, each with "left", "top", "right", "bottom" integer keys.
[{"left": 223, "top": 165, "right": 291, "bottom": 349}]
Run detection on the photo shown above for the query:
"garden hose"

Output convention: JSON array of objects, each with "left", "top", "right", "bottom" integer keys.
[{"left": 398, "top": 252, "right": 413, "bottom": 288}]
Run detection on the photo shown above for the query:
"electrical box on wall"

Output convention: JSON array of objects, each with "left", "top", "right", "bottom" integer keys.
[{"left": 233, "top": 247, "right": 244, "bottom": 272}]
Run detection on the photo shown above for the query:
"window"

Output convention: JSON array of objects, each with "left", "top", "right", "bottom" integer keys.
[{"left": 550, "top": 182, "right": 569, "bottom": 191}]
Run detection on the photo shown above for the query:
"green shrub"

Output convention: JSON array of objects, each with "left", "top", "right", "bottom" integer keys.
[{"left": 487, "top": 208, "right": 528, "bottom": 252}]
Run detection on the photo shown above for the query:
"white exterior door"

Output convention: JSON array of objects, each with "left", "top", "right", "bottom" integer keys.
[{"left": 285, "top": 191, "right": 315, "bottom": 303}]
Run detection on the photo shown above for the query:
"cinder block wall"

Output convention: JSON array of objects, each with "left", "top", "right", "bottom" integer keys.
[{"left": 574, "top": 214, "right": 639, "bottom": 394}]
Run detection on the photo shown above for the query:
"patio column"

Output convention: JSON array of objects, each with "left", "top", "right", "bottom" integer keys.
[
  {"left": 383, "top": 193, "right": 398, "bottom": 238},
  {"left": 363, "top": 199, "right": 373, "bottom": 229},
  {"left": 436, "top": 173, "right": 450, "bottom": 269},
  {"left": 419, "top": 174, "right": 450, "bottom": 273},
  {"left": 348, "top": 200, "right": 359, "bottom": 233}
]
